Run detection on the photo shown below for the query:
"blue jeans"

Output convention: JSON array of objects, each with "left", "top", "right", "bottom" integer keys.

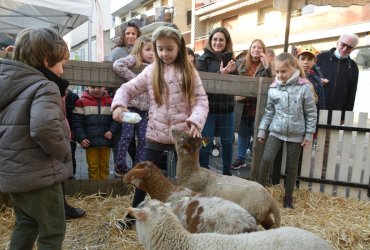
[
  {"left": 199, "top": 112, "right": 234, "bottom": 174},
  {"left": 237, "top": 114, "right": 254, "bottom": 161}
]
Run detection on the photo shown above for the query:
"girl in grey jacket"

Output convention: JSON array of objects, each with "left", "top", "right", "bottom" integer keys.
[{"left": 257, "top": 52, "right": 317, "bottom": 209}]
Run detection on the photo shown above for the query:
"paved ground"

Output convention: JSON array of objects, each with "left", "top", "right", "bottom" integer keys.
[{"left": 73, "top": 134, "right": 252, "bottom": 180}]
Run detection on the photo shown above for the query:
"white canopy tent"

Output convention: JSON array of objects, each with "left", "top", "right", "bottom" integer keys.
[{"left": 0, "top": 0, "right": 93, "bottom": 58}]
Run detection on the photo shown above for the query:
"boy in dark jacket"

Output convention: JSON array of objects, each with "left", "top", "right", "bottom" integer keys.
[
  {"left": 0, "top": 27, "right": 71, "bottom": 250},
  {"left": 73, "top": 86, "right": 120, "bottom": 180}
]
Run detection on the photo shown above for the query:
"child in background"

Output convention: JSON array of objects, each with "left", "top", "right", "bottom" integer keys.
[
  {"left": 0, "top": 27, "right": 72, "bottom": 249},
  {"left": 112, "top": 36, "right": 154, "bottom": 176},
  {"left": 112, "top": 26, "right": 209, "bottom": 228},
  {"left": 257, "top": 52, "right": 317, "bottom": 209},
  {"left": 296, "top": 45, "right": 326, "bottom": 111},
  {"left": 186, "top": 47, "right": 196, "bottom": 66},
  {"left": 73, "top": 86, "right": 120, "bottom": 180}
]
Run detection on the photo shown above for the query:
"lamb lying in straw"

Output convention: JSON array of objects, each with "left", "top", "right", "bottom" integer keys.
[
  {"left": 171, "top": 128, "right": 281, "bottom": 229},
  {"left": 123, "top": 161, "right": 257, "bottom": 233},
  {"left": 128, "top": 199, "right": 331, "bottom": 250}
]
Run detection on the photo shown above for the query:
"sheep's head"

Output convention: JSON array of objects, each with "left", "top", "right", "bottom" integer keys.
[
  {"left": 171, "top": 129, "right": 210, "bottom": 154},
  {"left": 123, "top": 161, "right": 153, "bottom": 190}
]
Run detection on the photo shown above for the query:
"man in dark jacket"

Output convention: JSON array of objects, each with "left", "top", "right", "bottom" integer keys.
[{"left": 316, "top": 33, "right": 359, "bottom": 123}]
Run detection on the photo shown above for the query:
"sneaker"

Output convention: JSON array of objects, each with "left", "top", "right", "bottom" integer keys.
[
  {"left": 231, "top": 159, "right": 246, "bottom": 170},
  {"left": 283, "top": 196, "right": 294, "bottom": 209},
  {"left": 65, "top": 205, "right": 85, "bottom": 220}
]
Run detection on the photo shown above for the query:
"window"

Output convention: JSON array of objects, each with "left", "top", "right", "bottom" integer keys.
[
  {"left": 258, "top": 5, "right": 281, "bottom": 26},
  {"left": 187, "top": 10, "right": 192, "bottom": 26},
  {"left": 120, "top": 17, "right": 126, "bottom": 23},
  {"left": 258, "top": 6, "right": 273, "bottom": 25}
]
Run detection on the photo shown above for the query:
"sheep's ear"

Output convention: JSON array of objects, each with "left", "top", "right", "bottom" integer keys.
[{"left": 128, "top": 207, "right": 147, "bottom": 221}]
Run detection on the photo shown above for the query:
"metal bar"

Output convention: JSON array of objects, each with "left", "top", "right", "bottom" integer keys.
[
  {"left": 317, "top": 124, "right": 370, "bottom": 132},
  {"left": 281, "top": 174, "right": 369, "bottom": 190}
]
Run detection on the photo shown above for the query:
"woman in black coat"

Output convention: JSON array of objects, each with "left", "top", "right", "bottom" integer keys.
[{"left": 197, "top": 27, "right": 237, "bottom": 175}]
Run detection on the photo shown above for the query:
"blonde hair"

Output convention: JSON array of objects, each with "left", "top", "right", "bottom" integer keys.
[
  {"left": 276, "top": 52, "right": 318, "bottom": 102},
  {"left": 239, "top": 39, "right": 267, "bottom": 74},
  {"left": 275, "top": 52, "right": 305, "bottom": 78},
  {"left": 151, "top": 26, "right": 195, "bottom": 106},
  {"left": 130, "top": 36, "right": 152, "bottom": 67},
  {"left": 13, "top": 28, "right": 69, "bottom": 68}
]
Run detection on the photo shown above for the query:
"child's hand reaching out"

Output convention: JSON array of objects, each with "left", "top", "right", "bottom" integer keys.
[
  {"left": 257, "top": 137, "right": 265, "bottom": 144},
  {"left": 188, "top": 122, "right": 201, "bottom": 138},
  {"left": 112, "top": 106, "right": 128, "bottom": 122}
]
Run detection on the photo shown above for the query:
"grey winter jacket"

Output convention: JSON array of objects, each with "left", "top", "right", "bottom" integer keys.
[
  {"left": 258, "top": 70, "right": 317, "bottom": 143},
  {"left": 0, "top": 59, "right": 72, "bottom": 193}
]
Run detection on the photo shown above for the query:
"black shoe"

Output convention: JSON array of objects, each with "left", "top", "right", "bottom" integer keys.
[
  {"left": 223, "top": 170, "right": 232, "bottom": 176},
  {"left": 117, "top": 217, "right": 136, "bottom": 230},
  {"left": 283, "top": 196, "right": 294, "bottom": 209},
  {"left": 65, "top": 205, "right": 85, "bottom": 220}
]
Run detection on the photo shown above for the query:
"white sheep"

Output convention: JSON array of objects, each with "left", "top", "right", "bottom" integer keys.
[
  {"left": 171, "top": 128, "right": 281, "bottom": 229},
  {"left": 123, "top": 161, "right": 257, "bottom": 234},
  {"left": 128, "top": 199, "right": 331, "bottom": 250}
]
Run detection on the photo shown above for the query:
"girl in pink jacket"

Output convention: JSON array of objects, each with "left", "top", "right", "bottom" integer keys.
[{"left": 112, "top": 26, "right": 209, "bottom": 228}]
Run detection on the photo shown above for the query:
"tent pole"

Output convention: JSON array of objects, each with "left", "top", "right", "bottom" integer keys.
[
  {"left": 88, "top": 17, "right": 92, "bottom": 61},
  {"left": 283, "top": 0, "right": 293, "bottom": 52}
]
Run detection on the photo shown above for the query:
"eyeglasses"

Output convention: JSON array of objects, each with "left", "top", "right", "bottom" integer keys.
[{"left": 339, "top": 41, "right": 354, "bottom": 50}]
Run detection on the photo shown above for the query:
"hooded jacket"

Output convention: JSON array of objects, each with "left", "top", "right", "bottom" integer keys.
[
  {"left": 0, "top": 59, "right": 72, "bottom": 193},
  {"left": 258, "top": 70, "right": 317, "bottom": 143},
  {"left": 316, "top": 48, "right": 358, "bottom": 115}
]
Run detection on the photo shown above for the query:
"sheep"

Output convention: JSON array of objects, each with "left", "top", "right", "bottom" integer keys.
[
  {"left": 171, "top": 128, "right": 281, "bottom": 229},
  {"left": 128, "top": 199, "right": 331, "bottom": 250},
  {"left": 123, "top": 161, "right": 257, "bottom": 234}
]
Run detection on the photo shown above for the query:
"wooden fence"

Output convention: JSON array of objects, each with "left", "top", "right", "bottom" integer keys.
[{"left": 1, "top": 60, "right": 369, "bottom": 206}]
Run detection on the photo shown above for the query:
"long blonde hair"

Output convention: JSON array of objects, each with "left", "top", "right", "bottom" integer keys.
[
  {"left": 130, "top": 36, "right": 152, "bottom": 67},
  {"left": 151, "top": 26, "right": 195, "bottom": 106},
  {"left": 275, "top": 52, "right": 305, "bottom": 77}
]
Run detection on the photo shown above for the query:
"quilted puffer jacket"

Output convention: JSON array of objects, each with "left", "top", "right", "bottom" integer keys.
[
  {"left": 258, "top": 70, "right": 317, "bottom": 143},
  {"left": 112, "top": 63, "right": 209, "bottom": 144},
  {"left": 0, "top": 59, "right": 72, "bottom": 193}
]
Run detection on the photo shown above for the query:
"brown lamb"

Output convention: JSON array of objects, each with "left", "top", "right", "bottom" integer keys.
[{"left": 171, "top": 129, "right": 281, "bottom": 229}]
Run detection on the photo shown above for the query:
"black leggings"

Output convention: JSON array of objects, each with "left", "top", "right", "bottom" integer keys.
[{"left": 131, "top": 148, "right": 177, "bottom": 207}]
